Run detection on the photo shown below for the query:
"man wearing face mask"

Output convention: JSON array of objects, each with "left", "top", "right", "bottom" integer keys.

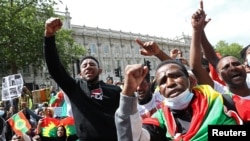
[
  {"left": 0, "top": 105, "right": 6, "bottom": 141},
  {"left": 115, "top": 60, "right": 243, "bottom": 141}
]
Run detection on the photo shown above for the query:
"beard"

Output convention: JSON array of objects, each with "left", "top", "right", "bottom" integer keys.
[
  {"left": 83, "top": 75, "right": 99, "bottom": 84},
  {"left": 138, "top": 91, "right": 152, "bottom": 105}
]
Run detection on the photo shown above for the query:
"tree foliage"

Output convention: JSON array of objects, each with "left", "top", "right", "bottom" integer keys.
[
  {"left": 215, "top": 40, "right": 243, "bottom": 61},
  {"left": 55, "top": 29, "right": 85, "bottom": 73},
  {"left": 0, "top": 0, "right": 85, "bottom": 76}
]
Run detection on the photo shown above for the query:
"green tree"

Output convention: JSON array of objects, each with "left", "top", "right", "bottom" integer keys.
[
  {"left": 0, "top": 0, "right": 55, "bottom": 75},
  {"left": 0, "top": 0, "right": 85, "bottom": 77},
  {"left": 56, "top": 29, "right": 85, "bottom": 74},
  {"left": 215, "top": 40, "right": 243, "bottom": 61}
]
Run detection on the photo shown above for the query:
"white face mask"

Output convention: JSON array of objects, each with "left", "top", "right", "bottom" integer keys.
[
  {"left": 0, "top": 110, "right": 5, "bottom": 116},
  {"left": 164, "top": 87, "right": 194, "bottom": 110}
]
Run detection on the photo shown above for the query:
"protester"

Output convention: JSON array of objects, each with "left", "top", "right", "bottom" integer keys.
[
  {"left": 190, "top": 0, "right": 250, "bottom": 125},
  {"left": 36, "top": 107, "right": 54, "bottom": 133},
  {"left": 115, "top": 60, "right": 244, "bottom": 141},
  {"left": 34, "top": 124, "right": 78, "bottom": 141},
  {"left": 170, "top": 48, "right": 189, "bottom": 68},
  {"left": 1, "top": 104, "right": 15, "bottom": 141},
  {"left": 0, "top": 105, "right": 6, "bottom": 141},
  {"left": 189, "top": 1, "right": 218, "bottom": 89},
  {"left": 18, "top": 87, "right": 33, "bottom": 126},
  {"left": 56, "top": 125, "right": 78, "bottom": 141},
  {"left": 106, "top": 76, "right": 114, "bottom": 85},
  {"left": 43, "top": 17, "right": 121, "bottom": 141},
  {"left": 136, "top": 70, "right": 164, "bottom": 119},
  {"left": 0, "top": 102, "right": 5, "bottom": 119},
  {"left": 240, "top": 45, "right": 250, "bottom": 87},
  {"left": 18, "top": 86, "right": 33, "bottom": 110},
  {"left": 190, "top": 1, "right": 250, "bottom": 99},
  {"left": 114, "top": 4, "right": 247, "bottom": 139},
  {"left": 134, "top": 38, "right": 199, "bottom": 120}
]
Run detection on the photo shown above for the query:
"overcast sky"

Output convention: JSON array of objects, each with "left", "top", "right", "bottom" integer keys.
[{"left": 56, "top": 0, "right": 250, "bottom": 47}]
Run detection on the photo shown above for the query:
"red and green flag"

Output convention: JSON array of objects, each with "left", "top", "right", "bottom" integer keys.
[
  {"left": 7, "top": 111, "right": 31, "bottom": 136},
  {"left": 150, "top": 85, "right": 240, "bottom": 141},
  {"left": 49, "top": 90, "right": 71, "bottom": 117},
  {"left": 60, "top": 116, "right": 76, "bottom": 136},
  {"left": 40, "top": 117, "right": 60, "bottom": 137},
  {"left": 49, "top": 90, "right": 64, "bottom": 107}
]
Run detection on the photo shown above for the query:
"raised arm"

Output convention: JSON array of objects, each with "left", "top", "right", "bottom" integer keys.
[
  {"left": 44, "top": 17, "right": 76, "bottom": 94},
  {"left": 135, "top": 38, "right": 190, "bottom": 68},
  {"left": 189, "top": 0, "right": 214, "bottom": 86},
  {"left": 115, "top": 64, "right": 151, "bottom": 141},
  {"left": 201, "top": 32, "right": 220, "bottom": 68},
  {"left": 24, "top": 108, "right": 42, "bottom": 122},
  {"left": 201, "top": 13, "right": 219, "bottom": 68}
]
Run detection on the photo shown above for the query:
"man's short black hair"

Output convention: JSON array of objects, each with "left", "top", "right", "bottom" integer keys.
[
  {"left": 80, "top": 55, "right": 100, "bottom": 67},
  {"left": 240, "top": 45, "right": 250, "bottom": 60}
]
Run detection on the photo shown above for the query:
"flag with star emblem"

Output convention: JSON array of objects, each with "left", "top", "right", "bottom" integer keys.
[
  {"left": 39, "top": 117, "right": 60, "bottom": 137},
  {"left": 60, "top": 116, "right": 76, "bottom": 136}
]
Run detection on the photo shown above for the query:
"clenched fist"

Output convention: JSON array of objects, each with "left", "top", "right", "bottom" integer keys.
[{"left": 44, "top": 17, "right": 63, "bottom": 37}]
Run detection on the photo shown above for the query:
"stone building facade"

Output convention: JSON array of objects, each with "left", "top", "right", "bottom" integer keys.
[
  {"left": 71, "top": 24, "right": 191, "bottom": 83},
  {"left": 61, "top": 7, "right": 191, "bottom": 83}
]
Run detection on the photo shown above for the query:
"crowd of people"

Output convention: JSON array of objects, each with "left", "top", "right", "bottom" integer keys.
[
  {"left": 0, "top": 84, "right": 79, "bottom": 141},
  {"left": 115, "top": 1, "right": 250, "bottom": 141},
  {"left": 1, "top": 0, "right": 250, "bottom": 141}
]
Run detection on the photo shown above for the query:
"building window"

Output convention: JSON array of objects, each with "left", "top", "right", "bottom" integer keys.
[
  {"left": 106, "top": 64, "right": 111, "bottom": 72},
  {"left": 117, "top": 60, "right": 121, "bottom": 67},
  {"left": 104, "top": 45, "right": 109, "bottom": 54},
  {"left": 115, "top": 46, "right": 120, "bottom": 54},
  {"left": 104, "top": 59, "right": 111, "bottom": 72},
  {"left": 90, "top": 43, "right": 96, "bottom": 54}
]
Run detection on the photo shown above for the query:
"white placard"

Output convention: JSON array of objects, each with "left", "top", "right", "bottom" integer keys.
[
  {"left": 53, "top": 107, "right": 63, "bottom": 117},
  {"left": 1, "top": 73, "right": 23, "bottom": 101}
]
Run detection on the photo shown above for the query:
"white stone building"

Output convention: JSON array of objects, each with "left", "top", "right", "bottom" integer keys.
[{"left": 62, "top": 7, "right": 191, "bottom": 83}]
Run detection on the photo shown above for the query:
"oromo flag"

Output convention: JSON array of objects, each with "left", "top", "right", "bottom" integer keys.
[
  {"left": 49, "top": 90, "right": 64, "bottom": 107},
  {"left": 40, "top": 117, "right": 60, "bottom": 137},
  {"left": 60, "top": 116, "right": 76, "bottom": 136},
  {"left": 7, "top": 111, "right": 31, "bottom": 136}
]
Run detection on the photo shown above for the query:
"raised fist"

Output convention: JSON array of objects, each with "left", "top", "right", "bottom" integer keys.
[{"left": 44, "top": 17, "right": 63, "bottom": 37}]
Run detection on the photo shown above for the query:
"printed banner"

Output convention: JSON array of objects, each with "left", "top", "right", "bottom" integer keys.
[{"left": 1, "top": 73, "right": 24, "bottom": 101}]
